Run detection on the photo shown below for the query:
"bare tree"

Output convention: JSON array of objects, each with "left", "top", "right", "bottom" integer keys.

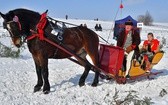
[{"left": 137, "top": 11, "right": 153, "bottom": 26}]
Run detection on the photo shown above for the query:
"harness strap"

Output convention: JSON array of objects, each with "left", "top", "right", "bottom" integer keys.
[
  {"left": 37, "top": 12, "right": 47, "bottom": 40},
  {"left": 13, "top": 15, "right": 22, "bottom": 31},
  {"left": 26, "top": 34, "right": 38, "bottom": 41},
  {"left": 27, "top": 12, "right": 47, "bottom": 41}
]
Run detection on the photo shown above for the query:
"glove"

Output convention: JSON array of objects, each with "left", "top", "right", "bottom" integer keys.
[
  {"left": 141, "top": 48, "right": 147, "bottom": 54},
  {"left": 126, "top": 45, "right": 133, "bottom": 53}
]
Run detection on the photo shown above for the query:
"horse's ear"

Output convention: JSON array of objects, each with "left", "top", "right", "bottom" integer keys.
[
  {"left": 9, "top": 11, "right": 15, "bottom": 18},
  {"left": 0, "top": 12, "right": 6, "bottom": 19},
  {"left": 45, "top": 10, "right": 48, "bottom": 13}
]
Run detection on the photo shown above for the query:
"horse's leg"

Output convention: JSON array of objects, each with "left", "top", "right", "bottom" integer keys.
[
  {"left": 76, "top": 50, "right": 91, "bottom": 86},
  {"left": 34, "top": 62, "right": 43, "bottom": 92},
  {"left": 32, "top": 56, "right": 43, "bottom": 92},
  {"left": 79, "top": 65, "right": 91, "bottom": 86},
  {"left": 40, "top": 57, "right": 50, "bottom": 94},
  {"left": 33, "top": 54, "right": 50, "bottom": 94},
  {"left": 85, "top": 45, "right": 100, "bottom": 87},
  {"left": 90, "top": 55, "right": 100, "bottom": 87},
  {"left": 91, "top": 70, "right": 100, "bottom": 87},
  {"left": 78, "top": 60, "right": 100, "bottom": 87}
]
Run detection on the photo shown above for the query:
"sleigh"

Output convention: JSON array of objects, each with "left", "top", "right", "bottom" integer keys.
[{"left": 99, "top": 44, "right": 164, "bottom": 84}]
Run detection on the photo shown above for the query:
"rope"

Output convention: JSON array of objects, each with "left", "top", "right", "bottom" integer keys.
[
  {"left": 107, "top": 0, "right": 123, "bottom": 43},
  {"left": 47, "top": 16, "right": 78, "bottom": 27},
  {"left": 47, "top": 16, "right": 110, "bottom": 44}
]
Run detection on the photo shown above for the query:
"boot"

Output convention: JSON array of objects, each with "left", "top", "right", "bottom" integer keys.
[{"left": 145, "top": 60, "right": 151, "bottom": 73}]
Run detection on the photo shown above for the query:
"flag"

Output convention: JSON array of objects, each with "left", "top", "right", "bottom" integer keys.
[{"left": 120, "top": 3, "right": 124, "bottom": 9}]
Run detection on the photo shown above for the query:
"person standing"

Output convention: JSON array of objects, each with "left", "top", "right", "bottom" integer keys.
[
  {"left": 65, "top": 15, "right": 68, "bottom": 20},
  {"left": 98, "top": 24, "right": 102, "bottom": 31},
  {"left": 117, "top": 20, "right": 141, "bottom": 78},
  {"left": 95, "top": 24, "right": 99, "bottom": 31}
]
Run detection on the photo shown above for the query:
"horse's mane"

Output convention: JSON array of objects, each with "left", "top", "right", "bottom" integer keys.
[
  {"left": 4, "top": 8, "right": 41, "bottom": 22},
  {"left": 12, "top": 8, "right": 40, "bottom": 16}
]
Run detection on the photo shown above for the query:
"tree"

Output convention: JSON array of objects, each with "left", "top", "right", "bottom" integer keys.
[
  {"left": 137, "top": 15, "right": 145, "bottom": 23},
  {"left": 137, "top": 11, "right": 153, "bottom": 26}
]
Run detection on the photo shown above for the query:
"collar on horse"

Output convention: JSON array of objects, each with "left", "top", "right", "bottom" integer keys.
[{"left": 26, "top": 10, "right": 48, "bottom": 41}]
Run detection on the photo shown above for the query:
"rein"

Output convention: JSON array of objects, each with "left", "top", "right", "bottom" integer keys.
[{"left": 47, "top": 16, "right": 110, "bottom": 44}]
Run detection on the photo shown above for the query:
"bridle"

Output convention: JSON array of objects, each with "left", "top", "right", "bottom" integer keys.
[
  {"left": 4, "top": 11, "right": 57, "bottom": 44},
  {"left": 4, "top": 15, "right": 31, "bottom": 45},
  {"left": 5, "top": 15, "right": 22, "bottom": 38}
]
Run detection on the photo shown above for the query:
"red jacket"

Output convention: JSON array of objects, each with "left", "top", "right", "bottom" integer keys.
[{"left": 143, "top": 39, "right": 159, "bottom": 52}]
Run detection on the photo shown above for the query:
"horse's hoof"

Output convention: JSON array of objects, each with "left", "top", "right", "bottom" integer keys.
[
  {"left": 43, "top": 84, "right": 50, "bottom": 94},
  {"left": 79, "top": 82, "right": 85, "bottom": 87},
  {"left": 43, "top": 87, "right": 50, "bottom": 94},
  {"left": 91, "top": 83, "right": 98, "bottom": 87},
  {"left": 34, "top": 87, "right": 41, "bottom": 93},
  {"left": 43, "top": 90, "right": 50, "bottom": 94}
]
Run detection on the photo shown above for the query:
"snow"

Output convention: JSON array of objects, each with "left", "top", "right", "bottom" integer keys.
[{"left": 0, "top": 17, "right": 168, "bottom": 105}]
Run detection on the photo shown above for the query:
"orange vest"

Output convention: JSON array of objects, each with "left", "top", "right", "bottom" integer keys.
[{"left": 143, "top": 39, "right": 159, "bottom": 52}]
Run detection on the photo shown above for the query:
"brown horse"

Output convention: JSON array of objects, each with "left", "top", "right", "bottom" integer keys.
[{"left": 0, "top": 8, "right": 100, "bottom": 94}]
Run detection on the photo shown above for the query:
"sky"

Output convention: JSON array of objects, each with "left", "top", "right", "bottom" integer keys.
[{"left": 0, "top": 0, "right": 168, "bottom": 22}]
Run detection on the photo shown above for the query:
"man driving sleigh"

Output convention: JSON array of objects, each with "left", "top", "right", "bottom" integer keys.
[{"left": 117, "top": 20, "right": 141, "bottom": 78}]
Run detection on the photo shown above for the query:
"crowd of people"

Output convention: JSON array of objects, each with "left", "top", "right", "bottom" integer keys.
[
  {"left": 80, "top": 23, "right": 103, "bottom": 31},
  {"left": 95, "top": 24, "right": 102, "bottom": 31},
  {"left": 80, "top": 23, "right": 87, "bottom": 28}
]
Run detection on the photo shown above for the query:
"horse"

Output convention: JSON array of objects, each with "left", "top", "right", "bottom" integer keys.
[{"left": 0, "top": 8, "right": 100, "bottom": 94}]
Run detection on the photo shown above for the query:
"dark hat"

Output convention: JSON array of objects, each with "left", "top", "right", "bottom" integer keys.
[{"left": 125, "top": 20, "right": 133, "bottom": 26}]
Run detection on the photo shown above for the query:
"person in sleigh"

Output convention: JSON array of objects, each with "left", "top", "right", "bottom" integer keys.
[
  {"left": 140, "top": 33, "right": 160, "bottom": 72},
  {"left": 117, "top": 20, "right": 141, "bottom": 78}
]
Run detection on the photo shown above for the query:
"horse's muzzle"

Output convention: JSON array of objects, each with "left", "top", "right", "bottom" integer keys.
[
  {"left": 12, "top": 38, "right": 22, "bottom": 48},
  {"left": 15, "top": 44, "right": 21, "bottom": 48}
]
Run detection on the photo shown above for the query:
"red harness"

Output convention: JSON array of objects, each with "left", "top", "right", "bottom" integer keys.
[{"left": 27, "top": 12, "right": 47, "bottom": 41}]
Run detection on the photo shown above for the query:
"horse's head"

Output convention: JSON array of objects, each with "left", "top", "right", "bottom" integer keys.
[
  {"left": 0, "top": 11, "right": 23, "bottom": 48},
  {"left": 0, "top": 9, "right": 41, "bottom": 48}
]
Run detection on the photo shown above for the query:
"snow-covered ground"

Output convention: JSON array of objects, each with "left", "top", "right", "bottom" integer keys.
[{"left": 0, "top": 18, "right": 168, "bottom": 105}]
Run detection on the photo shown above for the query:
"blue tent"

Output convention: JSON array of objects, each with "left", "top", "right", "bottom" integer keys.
[{"left": 113, "top": 15, "right": 139, "bottom": 40}]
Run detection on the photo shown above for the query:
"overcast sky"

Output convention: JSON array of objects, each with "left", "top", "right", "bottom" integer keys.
[{"left": 0, "top": 0, "right": 168, "bottom": 22}]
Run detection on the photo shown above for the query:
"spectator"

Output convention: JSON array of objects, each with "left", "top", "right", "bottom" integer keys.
[
  {"left": 98, "top": 24, "right": 102, "bottom": 31},
  {"left": 80, "top": 24, "right": 83, "bottom": 27},
  {"left": 95, "top": 24, "right": 99, "bottom": 31},
  {"left": 84, "top": 23, "right": 87, "bottom": 28},
  {"left": 65, "top": 15, "right": 68, "bottom": 20}
]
